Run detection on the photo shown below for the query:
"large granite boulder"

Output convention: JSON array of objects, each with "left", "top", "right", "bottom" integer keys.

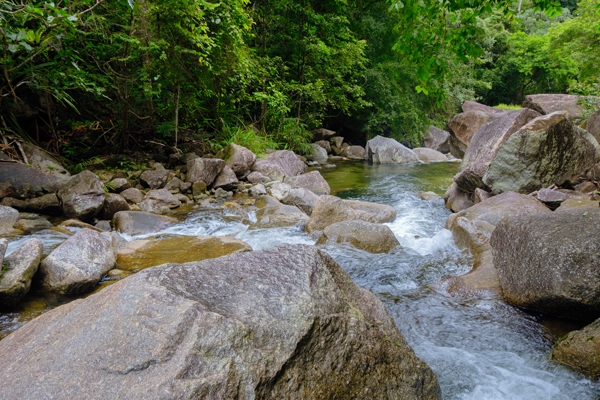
[
  {"left": 483, "top": 112, "right": 600, "bottom": 194},
  {"left": 252, "top": 150, "right": 307, "bottom": 179},
  {"left": 552, "top": 318, "right": 600, "bottom": 378},
  {"left": 490, "top": 209, "right": 600, "bottom": 320},
  {"left": 284, "top": 171, "right": 330, "bottom": 196},
  {"left": 0, "top": 238, "right": 43, "bottom": 307},
  {"left": 57, "top": 170, "right": 105, "bottom": 221},
  {"left": 413, "top": 148, "right": 448, "bottom": 163},
  {"left": 216, "top": 143, "right": 257, "bottom": 175},
  {"left": 343, "top": 199, "right": 397, "bottom": 223},
  {"left": 22, "top": 142, "right": 70, "bottom": 178},
  {"left": 343, "top": 145, "right": 366, "bottom": 160},
  {"left": 454, "top": 108, "right": 541, "bottom": 193},
  {"left": 443, "top": 192, "right": 550, "bottom": 297},
  {"left": 314, "top": 140, "right": 331, "bottom": 153},
  {"left": 0, "top": 162, "right": 68, "bottom": 192},
  {"left": 139, "top": 164, "right": 170, "bottom": 189},
  {"left": 39, "top": 229, "right": 116, "bottom": 294},
  {"left": 112, "top": 211, "right": 178, "bottom": 235},
  {"left": 316, "top": 220, "right": 400, "bottom": 253},
  {"left": 365, "top": 136, "right": 419, "bottom": 164},
  {"left": 447, "top": 111, "right": 502, "bottom": 158},
  {"left": 116, "top": 235, "right": 252, "bottom": 273},
  {"left": 186, "top": 158, "right": 225, "bottom": 186},
  {"left": 306, "top": 195, "right": 377, "bottom": 236},
  {"left": 423, "top": 126, "right": 450, "bottom": 153},
  {"left": 523, "top": 94, "right": 585, "bottom": 119},
  {"left": 0, "top": 245, "right": 440, "bottom": 399}
]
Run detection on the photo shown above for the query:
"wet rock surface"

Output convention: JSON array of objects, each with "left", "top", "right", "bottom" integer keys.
[
  {"left": 0, "top": 245, "right": 441, "bottom": 399},
  {"left": 116, "top": 235, "right": 252, "bottom": 272},
  {"left": 316, "top": 220, "right": 400, "bottom": 253}
]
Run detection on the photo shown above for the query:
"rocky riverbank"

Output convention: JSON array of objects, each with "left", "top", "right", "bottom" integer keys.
[{"left": 438, "top": 94, "right": 600, "bottom": 379}]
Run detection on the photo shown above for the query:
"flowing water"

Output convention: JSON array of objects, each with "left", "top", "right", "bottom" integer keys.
[{"left": 2, "top": 160, "right": 600, "bottom": 399}]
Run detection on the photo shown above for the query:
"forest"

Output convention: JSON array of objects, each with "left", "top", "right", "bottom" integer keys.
[{"left": 1, "top": 0, "right": 598, "bottom": 166}]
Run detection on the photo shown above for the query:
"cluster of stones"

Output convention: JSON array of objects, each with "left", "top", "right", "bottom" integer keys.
[
  {"left": 0, "top": 139, "right": 443, "bottom": 398},
  {"left": 310, "top": 128, "right": 366, "bottom": 162},
  {"left": 437, "top": 94, "right": 600, "bottom": 379}
]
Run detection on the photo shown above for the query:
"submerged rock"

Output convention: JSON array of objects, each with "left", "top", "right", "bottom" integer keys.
[
  {"left": 116, "top": 235, "right": 252, "bottom": 272},
  {"left": 0, "top": 245, "right": 440, "bottom": 399}
]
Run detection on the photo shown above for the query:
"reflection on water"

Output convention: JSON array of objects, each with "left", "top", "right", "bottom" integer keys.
[{"left": 1, "top": 160, "right": 599, "bottom": 399}]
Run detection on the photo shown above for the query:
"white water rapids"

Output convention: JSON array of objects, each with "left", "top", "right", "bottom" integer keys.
[{"left": 3, "top": 161, "right": 600, "bottom": 399}]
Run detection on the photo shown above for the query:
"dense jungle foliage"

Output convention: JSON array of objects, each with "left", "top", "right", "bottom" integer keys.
[{"left": 0, "top": 0, "right": 598, "bottom": 164}]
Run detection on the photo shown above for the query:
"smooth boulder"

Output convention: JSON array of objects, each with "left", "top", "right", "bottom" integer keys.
[
  {"left": 413, "top": 148, "right": 448, "bottom": 163},
  {"left": 139, "top": 189, "right": 181, "bottom": 215},
  {"left": 281, "top": 188, "right": 319, "bottom": 215},
  {"left": 306, "top": 195, "right": 377, "bottom": 236},
  {"left": 491, "top": 209, "right": 600, "bottom": 320},
  {"left": 112, "top": 211, "right": 178, "bottom": 235},
  {"left": 344, "top": 199, "right": 397, "bottom": 223},
  {"left": 57, "top": 170, "right": 105, "bottom": 221},
  {"left": 0, "top": 245, "right": 440, "bottom": 399},
  {"left": 252, "top": 150, "right": 306, "bottom": 178},
  {"left": 216, "top": 143, "right": 257, "bottom": 175},
  {"left": 316, "top": 220, "right": 400, "bottom": 253},
  {"left": 365, "top": 135, "right": 419, "bottom": 164},
  {"left": 284, "top": 170, "right": 330, "bottom": 195},
  {"left": 39, "top": 229, "right": 116, "bottom": 294},
  {"left": 483, "top": 112, "right": 600, "bottom": 194},
  {"left": 0, "top": 238, "right": 43, "bottom": 307}
]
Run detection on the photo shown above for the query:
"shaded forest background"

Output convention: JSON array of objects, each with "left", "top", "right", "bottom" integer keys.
[{"left": 1, "top": 0, "right": 598, "bottom": 166}]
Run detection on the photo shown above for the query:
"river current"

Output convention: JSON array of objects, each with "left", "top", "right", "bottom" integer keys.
[{"left": 2, "top": 161, "right": 600, "bottom": 399}]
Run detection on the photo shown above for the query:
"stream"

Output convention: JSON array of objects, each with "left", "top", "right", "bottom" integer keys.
[{"left": 2, "top": 161, "right": 600, "bottom": 399}]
